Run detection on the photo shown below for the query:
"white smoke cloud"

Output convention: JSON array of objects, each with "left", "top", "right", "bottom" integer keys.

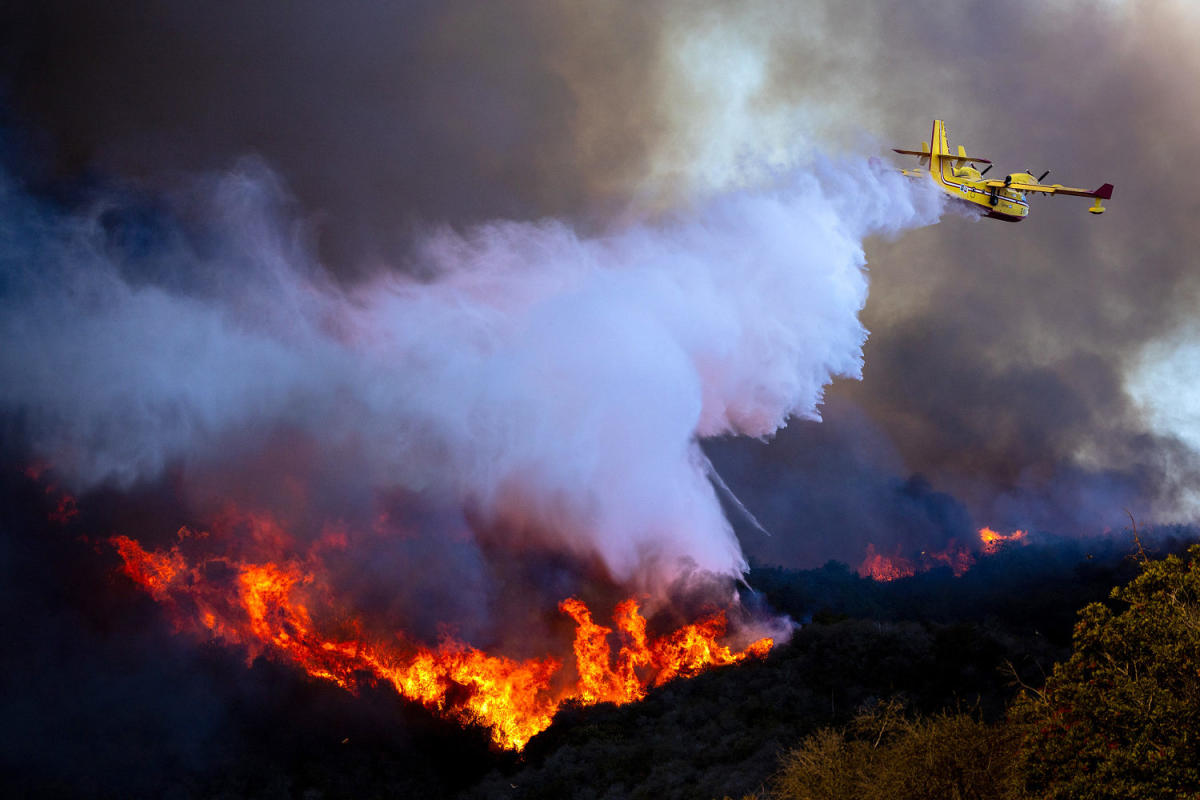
[
  {"left": 1127, "top": 327, "right": 1200, "bottom": 521},
  {"left": 1129, "top": 328, "right": 1200, "bottom": 452},
  {"left": 0, "top": 156, "right": 942, "bottom": 587}
]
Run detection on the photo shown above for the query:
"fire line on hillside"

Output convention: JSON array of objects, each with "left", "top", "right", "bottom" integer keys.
[
  {"left": 109, "top": 512, "right": 773, "bottom": 751},
  {"left": 858, "top": 527, "right": 1030, "bottom": 582}
]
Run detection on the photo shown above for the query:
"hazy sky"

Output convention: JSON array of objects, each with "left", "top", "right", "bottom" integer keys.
[{"left": 3, "top": 0, "right": 1198, "bottom": 569}]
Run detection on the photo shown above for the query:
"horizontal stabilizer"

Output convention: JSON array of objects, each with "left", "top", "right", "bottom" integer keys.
[
  {"left": 893, "top": 142, "right": 932, "bottom": 166},
  {"left": 893, "top": 147, "right": 991, "bottom": 164}
]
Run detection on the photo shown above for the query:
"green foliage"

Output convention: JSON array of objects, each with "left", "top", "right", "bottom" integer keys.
[
  {"left": 768, "top": 699, "right": 1025, "bottom": 800},
  {"left": 1011, "top": 544, "right": 1200, "bottom": 799}
]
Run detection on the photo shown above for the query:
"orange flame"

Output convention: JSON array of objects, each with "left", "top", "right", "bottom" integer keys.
[
  {"left": 858, "top": 543, "right": 916, "bottom": 582},
  {"left": 860, "top": 527, "right": 1031, "bottom": 582},
  {"left": 922, "top": 540, "right": 975, "bottom": 577},
  {"left": 109, "top": 522, "right": 772, "bottom": 751},
  {"left": 978, "top": 526, "right": 1028, "bottom": 554}
]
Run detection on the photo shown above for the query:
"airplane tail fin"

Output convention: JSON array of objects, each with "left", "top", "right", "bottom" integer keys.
[{"left": 933, "top": 120, "right": 949, "bottom": 159}]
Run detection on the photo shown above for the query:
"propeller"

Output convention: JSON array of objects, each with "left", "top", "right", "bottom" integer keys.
[
  {"left": 1027, "top": 169, "right": 1051, "bottom": 182},
  {"left": 980, "top": 164, "right": 993, "bottom": 176}
]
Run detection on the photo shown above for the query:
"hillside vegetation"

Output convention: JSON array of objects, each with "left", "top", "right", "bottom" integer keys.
[
  {"left": 746, "top": 542, "right": 1200, "bottom": 800},
  {"left": 467, "top": 534, "right": 1200, "bottom": 800},
  {"left": 7, "top": 447, "right": 1195, "bottom": 800}
]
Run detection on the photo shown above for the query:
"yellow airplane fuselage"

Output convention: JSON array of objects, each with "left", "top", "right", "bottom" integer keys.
[
  {"left": 896, "top": 120, "right": 1112, "bottom": 221},
  {"left": 936, "top": 163, "right": 1030, "bottom": 221},
  {"left": 901, "top": 121, "right": 1029, "bottom": 222}
]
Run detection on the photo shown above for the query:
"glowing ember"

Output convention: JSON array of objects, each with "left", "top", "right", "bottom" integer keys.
[
  {"left": 110, "top": 522, "right": 772, "bottom": 751},
  {"left": 48, "top": 493, "right": 78, "bottom": 523},
  {"left": 979, "top": 526, "right": 1028, "bottom": 554},
  {"left": 23, "top": 463, "right": 79, "bottom": 524}
]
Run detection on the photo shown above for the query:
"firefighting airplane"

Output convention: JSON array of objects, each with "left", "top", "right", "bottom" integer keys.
[{"left": 893, "top": 120, "right": 1113, "bottom": 221}]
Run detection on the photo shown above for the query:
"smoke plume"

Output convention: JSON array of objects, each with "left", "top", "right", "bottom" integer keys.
[
  {"left": 11, "top": 0, "right": 1200, "bottom": 573},
  {"left": 0, "top": 155, "right": 941, "bottom": 596}
]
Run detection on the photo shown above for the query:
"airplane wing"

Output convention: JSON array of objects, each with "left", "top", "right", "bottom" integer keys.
[{"left": 984, "top": 180, "right": 1114, "bottom": 199}]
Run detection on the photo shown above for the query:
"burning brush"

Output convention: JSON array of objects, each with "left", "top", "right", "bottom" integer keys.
[
  {"left": 110, "top": 514, "right": 772, "bottom": 751},
  {"left": 858, "top": 527, "right": 1031, "bottom": 582}
]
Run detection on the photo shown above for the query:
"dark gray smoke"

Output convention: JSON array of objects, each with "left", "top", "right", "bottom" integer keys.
[{"left": 3, "top": 0, "right": 1199, "bottom": 570}]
